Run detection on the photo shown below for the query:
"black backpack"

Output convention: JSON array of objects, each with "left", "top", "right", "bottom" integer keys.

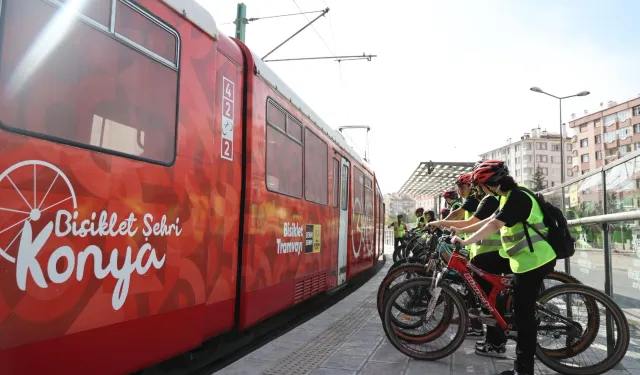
[{"left": 516, "top": 186, "right": 576, "bottom": 259}]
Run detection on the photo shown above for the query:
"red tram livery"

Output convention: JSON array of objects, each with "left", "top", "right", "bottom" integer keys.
[{"left": 0, "top": 1, "right": 385, "bottom": 374}]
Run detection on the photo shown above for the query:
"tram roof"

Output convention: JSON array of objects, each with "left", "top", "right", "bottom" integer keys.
[
  {"left": 163, "top": 0, "right": 369, "bottom": 171},
  {"left": 251, "top": 52, "right": 368, "bottom": 168},
  {"left": 398, "top": 161, "right": 476, "bottom": 196},
  {"left": 162, "top": 0, "right": 220, "bottom": 40}
]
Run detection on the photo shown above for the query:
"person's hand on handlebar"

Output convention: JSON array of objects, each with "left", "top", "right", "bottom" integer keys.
[
  {"left": 429, "top": 221, "right": 443, "bottom": 228},
  {"left": 451, "top": 235, "right": 466, "bottom": 248}
]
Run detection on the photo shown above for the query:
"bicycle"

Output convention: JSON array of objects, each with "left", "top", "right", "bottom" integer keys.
[
  {"left": 381, "top": 240, "right": 629, "bottom": 375},
  {"left": 377, "top": 229, "right": 582, "bottom": 321}
]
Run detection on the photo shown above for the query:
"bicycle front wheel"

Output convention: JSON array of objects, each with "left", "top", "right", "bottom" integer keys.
[{"left": 382, "top": 277, "right": 468, "bottom": 361}]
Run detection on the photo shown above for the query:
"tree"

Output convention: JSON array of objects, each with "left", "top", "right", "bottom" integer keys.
[{"left": 532, "top": 166, "right": 545, "bottom": 191}]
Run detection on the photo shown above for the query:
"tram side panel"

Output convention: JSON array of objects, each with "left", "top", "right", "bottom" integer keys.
[
  {"left": 0, "top": 1, "right": 240, "bottom": 374},
  {"left": 347, "top": 166, "right": 375, "bottom": 279},
  {"left": 199, "top": 38, "right": 244, "bottom": 337},
  {"left": 237, "top": 72, "right": 336, "bottom": 329}
]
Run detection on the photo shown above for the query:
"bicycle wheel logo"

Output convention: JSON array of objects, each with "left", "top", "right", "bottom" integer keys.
[
  {"left": 0, "top": 160, "right": 77, "bottom": 263},
  {"left": 351, "top": 198, "right": 374, "bottom": 259},
  {"left": 0, "top": 160, "right": 178, "bottom": 311}
]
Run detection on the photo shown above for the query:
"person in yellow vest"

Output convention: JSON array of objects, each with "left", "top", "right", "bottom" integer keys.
[
  {"left": 452, "top": 160, "right": 556, "bottom": 375},
  {"left": 387, "top": 214, "right": 407, "bottom": 259},
  {"left": 415, "top": 207, "right": 426, "bottom": 230},
  {"left": 429, "top": 171, "right": 507, "bottom": 342}
]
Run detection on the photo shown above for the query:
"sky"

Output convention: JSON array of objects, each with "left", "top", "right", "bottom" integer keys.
[{"left": 196, "top": 0, "right": 640, "bottom": 194}]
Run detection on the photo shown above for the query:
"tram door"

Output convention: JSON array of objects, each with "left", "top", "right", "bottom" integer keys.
[{"left": 337, "top": 157, "right": 350, "bottom": 285}]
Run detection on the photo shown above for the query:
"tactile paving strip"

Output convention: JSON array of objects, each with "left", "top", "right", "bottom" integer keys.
[{"left": 263, "top": 293, "right": 377, "bottom": 375}]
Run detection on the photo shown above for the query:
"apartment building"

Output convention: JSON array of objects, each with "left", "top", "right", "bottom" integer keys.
[
  {"left": 414, "top": 194, "right": 437, "bottom": 212},
  {"left": 383, "top": 193, "right": 416, "bottom": 219},
  {"left": 568, "top": 97, "right": 640, "bottom": 175},
  {"left": 479, "top": 129, "right": 573, "bottom": 189}
]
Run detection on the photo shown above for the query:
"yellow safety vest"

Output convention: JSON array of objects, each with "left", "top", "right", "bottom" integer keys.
[
  {"left": 393, "top": 221, "right": 405, "bottom": 238},
  {"left": 416, "top": 215, "right": 425, "bottom": 229},
  {"left": 498, "top": 187, "right": 557, "bottom": 273},
  {"left": 463, "top": 195, "right": 502, "bottom": 259}
]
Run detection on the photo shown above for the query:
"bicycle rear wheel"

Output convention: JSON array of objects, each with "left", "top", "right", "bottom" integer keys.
[{"left": 534, "top": 283, "right": 629, "bottom": 375}]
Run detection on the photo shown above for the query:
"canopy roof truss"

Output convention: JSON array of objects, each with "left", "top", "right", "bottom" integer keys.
[{"left": 398, "top": 161, "right": 476, "bottom": 196}]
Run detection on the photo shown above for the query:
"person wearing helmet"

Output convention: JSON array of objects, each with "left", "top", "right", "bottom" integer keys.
[
  {"left": 429, "top": 171, "right": 503, "bottom": 340},
  {"left": 452, "top": 160, "right": 557, "bottom": 375},
  {"left": 443, "top": 189, "right": 464, "bottom": 219},
  {"left": 388, "top": 214, "right": 408, "bottom": 259},
  {"left": 415, "top": 207, "right": 426, "bottom": 230}
]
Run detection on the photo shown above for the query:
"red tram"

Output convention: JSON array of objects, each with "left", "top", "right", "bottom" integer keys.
[{"left": 0, "top": 1, "right": 384, "bottom": 374}]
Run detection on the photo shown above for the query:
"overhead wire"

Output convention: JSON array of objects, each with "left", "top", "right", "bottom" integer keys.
[
  {"left": 291, "top": 0, "right": 336, "bottom": 58},
  {"left": 221, "top": 10, "right": 326, "bottom": 25}
]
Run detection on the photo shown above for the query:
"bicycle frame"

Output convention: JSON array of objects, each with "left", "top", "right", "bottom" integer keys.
[{"left": 440, "top": 248, "right": 514, "bottom": 330}]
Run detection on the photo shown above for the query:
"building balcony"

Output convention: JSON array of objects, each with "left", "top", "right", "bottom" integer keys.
[
  {"left": 605, "top": 122, "right": 618, "bottom": 131},
  {"left": 619, "top": 136, "right": 632, "bottom": 146},
  {"left": 619, "top": 118, "right": 632, "bottom": 129},
  {"left": 604, "top": 140, "right": 619, "bottom": 150}
]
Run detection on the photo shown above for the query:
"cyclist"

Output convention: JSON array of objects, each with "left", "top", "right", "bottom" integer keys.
[
  {"left": 429, "top": 171, "right": 507, "bottom": 344},
  {"left": 387, "top": 214, "right": 407, "bottom": 259},
  {"left": 443, "top": 190, "right": 463, "bottom": 219},
  {"left": 415, "top": 207, "right": 426, "bottom": 230},
  {"left": 452, "top": 160, "right": 557, "bottom": 375},
  {"left": 425, "top": 210, "right": 436, "bottom": 223},
  {"left": 439, "top": 208, "right": 450, "bottom": 220}
]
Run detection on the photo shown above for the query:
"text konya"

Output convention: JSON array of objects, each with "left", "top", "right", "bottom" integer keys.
[
  {"left": 16, "top": 210, "right": 181, "bottom": 310},
  {"left": 277, "top": 222, "right": 303, "bottom": 255}
]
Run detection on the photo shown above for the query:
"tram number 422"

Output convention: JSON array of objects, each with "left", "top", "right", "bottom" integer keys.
[{"left": 221, "top": 76, "right": 235, "bottom": 161}]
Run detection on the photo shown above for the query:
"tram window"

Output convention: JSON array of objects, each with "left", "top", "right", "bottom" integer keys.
[
  {"left": 364, "top": 177, "right": 373, "bottom": 216},
  {"left": 60, "top": 0, "right": 112, "bottom": 27},
  {"left": 304, "top": 128, "right": 328, "bottom": 205},
  {"left": 115, "top": 1, "right": 178, "bottom": 63},
  {"left": 332, "top": 159, "right": 339, "bottom": 208},
  {"left": 0, "top": 0, "right": 179, "bottom": 165},
  {"left": 353, "top": 168, "right": 364, "bottom": 214},
  {"left": 266, "top": 99, "right": 303, "bottom": 198},
  {"left": 341, "top": 165, "right": 349, "bottom": 210},
  {"left": 267, "top": 101, "right": 286, "bottom": 131},
  {"left": 287, "top": 116, "right": 302, "bottom": 143}
]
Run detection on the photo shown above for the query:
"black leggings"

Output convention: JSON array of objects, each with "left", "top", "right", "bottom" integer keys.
[{"left": 512, "top": 259, "right": 556, "bottom": 374}]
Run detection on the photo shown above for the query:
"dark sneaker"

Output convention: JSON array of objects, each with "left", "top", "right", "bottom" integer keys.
[
  {"left": 476, "top": 343, "right": 506, "bottom": 358},
  {"left": 466, "top": 327, "right": 483, "bottom": 339},
  {"left": 469, "top": 307, "right": 493, "bottom": 318}
]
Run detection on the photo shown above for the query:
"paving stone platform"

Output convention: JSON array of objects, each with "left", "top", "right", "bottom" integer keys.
[{"left": 213, "top": 246, "right": 640, "bottom": 375}]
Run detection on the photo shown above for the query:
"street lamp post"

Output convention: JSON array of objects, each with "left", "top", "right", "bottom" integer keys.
[
  {"left": 530, "top": 87, "right": 589, "bottom": 277},
  {"left": 530, "top": 87, "right": 590, "bottom": 184}
]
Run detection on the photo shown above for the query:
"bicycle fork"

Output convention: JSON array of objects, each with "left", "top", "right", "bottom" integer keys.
[{"left": 424, "top": 271, "right": 444, "bottom": 321}]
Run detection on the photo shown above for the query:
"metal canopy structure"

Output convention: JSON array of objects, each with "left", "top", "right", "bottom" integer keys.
[{"left": 398, "top": 161, "right": 476, "bottom": 196}]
